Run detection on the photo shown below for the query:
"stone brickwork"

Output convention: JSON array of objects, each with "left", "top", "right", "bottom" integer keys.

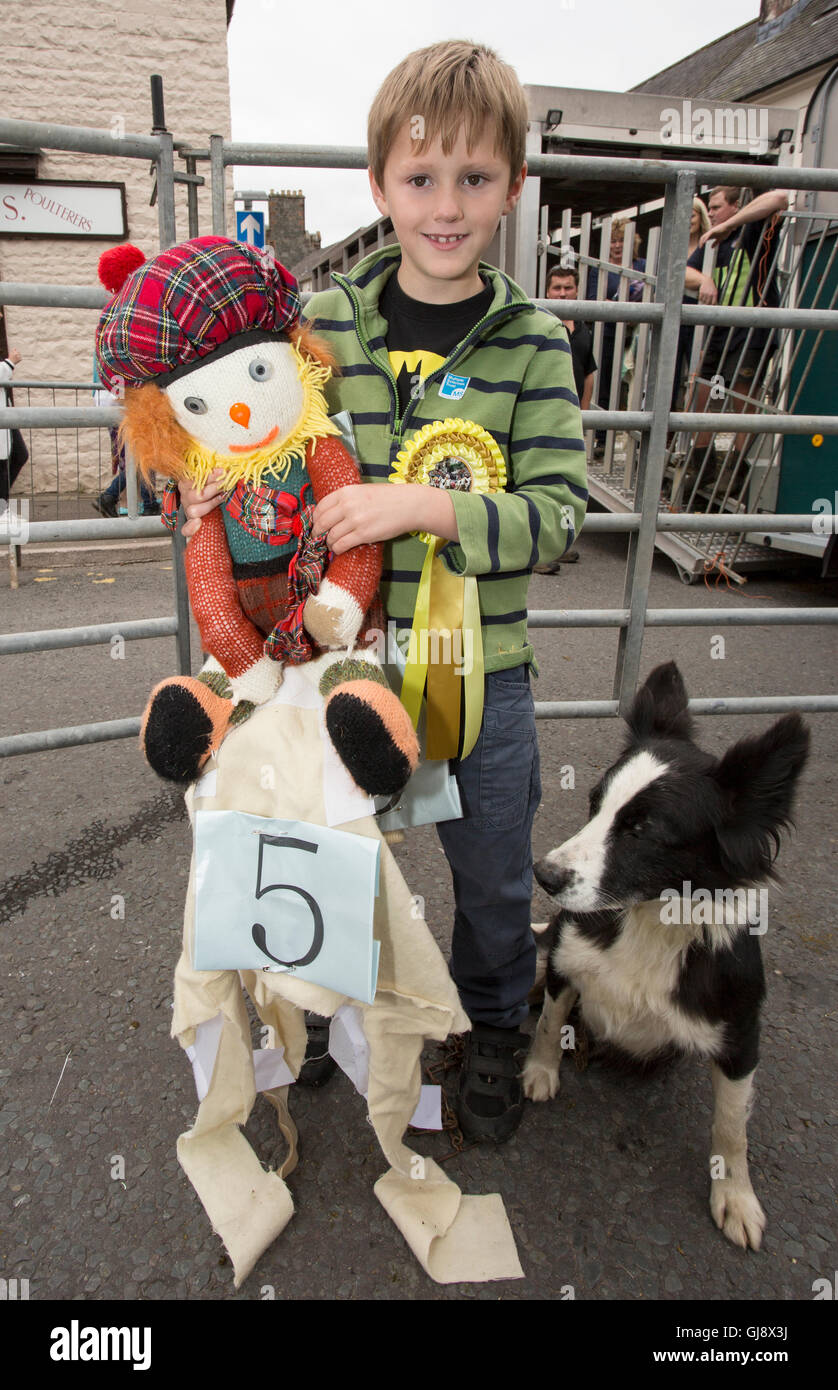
[
  {"left": 0, "top": 0, "right": 234, "bottom": 494},
  {"left": 267, "top": 190, "right": 321, "bottom": 271}
]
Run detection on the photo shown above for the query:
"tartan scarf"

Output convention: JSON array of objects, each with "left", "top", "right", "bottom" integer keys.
[
  {"left": 265, "top": 501, "right": 329, "bottom": 663},
  {"left": 160, "top": 478, "right": 330, "bottom": 663}
]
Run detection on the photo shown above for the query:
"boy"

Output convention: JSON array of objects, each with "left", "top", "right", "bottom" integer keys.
[{"left": 183, "top": 40, "right": 587, "bottom": 1142}]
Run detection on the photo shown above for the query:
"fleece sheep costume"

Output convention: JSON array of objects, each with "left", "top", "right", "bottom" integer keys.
[{"left": 95, "top": 236, "right": 417, "bottom": 794}]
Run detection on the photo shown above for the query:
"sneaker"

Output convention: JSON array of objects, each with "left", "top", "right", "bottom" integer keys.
[
  {"left": 457, "top": 1023, "right": 529, "bottom": 1144},
  {"left": 92, "top": 493, "right": 118, "bottom": 518},
  {"left": 561, "top": 548, "right": 580, "bottom": 563},
  {"left": 533, "top": 559, "right": 561, "bottom": 575},
  {"left": 296, "top": 1012, "right": 337, "bottom": 1087}
]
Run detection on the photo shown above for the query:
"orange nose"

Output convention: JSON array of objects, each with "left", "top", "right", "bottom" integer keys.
[{"left": 229, "top": 401, "right": 251, "bottom": 429}]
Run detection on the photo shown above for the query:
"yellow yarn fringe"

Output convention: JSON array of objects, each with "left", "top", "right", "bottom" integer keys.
[{"left": 182, "top": 340, "right": 340, "bottom": 492}]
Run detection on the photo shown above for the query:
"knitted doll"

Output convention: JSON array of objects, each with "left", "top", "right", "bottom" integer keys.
[{"left": 94, "top": 236, "right": 417, "bottom": 795}]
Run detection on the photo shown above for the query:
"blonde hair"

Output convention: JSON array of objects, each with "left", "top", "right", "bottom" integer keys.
[
  {"left": 692, "top": 196, "right": 711, "bottom": 233},
  {"left": 610, "top": 220, "right": 642, "bottom": 258},
  {"left": 367, "top": 40, "right": 528, "bottom": 186}
]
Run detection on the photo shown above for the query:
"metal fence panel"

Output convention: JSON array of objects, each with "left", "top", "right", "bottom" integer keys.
[{"left": 2, "top": 120, "right": 837, "bottom": 758}]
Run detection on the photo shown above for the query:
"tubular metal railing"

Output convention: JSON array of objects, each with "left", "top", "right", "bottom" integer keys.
[{"left": 1, "top": 115, "right": 837, "bottom": 760}]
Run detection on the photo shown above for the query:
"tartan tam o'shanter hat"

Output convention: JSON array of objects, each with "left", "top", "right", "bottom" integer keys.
[{"left": 94, "top": 236, "right": 302, "bottom": 393}]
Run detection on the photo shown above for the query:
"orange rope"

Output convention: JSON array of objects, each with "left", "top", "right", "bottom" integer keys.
[{"left": 703, "top": 551, "right": 738, "bottom": 589}]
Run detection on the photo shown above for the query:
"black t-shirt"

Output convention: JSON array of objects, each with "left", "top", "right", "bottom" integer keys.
[
  {"left": 380, "top": 272, "right": 493, "bottom": 413},
  {"left": 686, "top": 218, "right": 779, "bottom": 305},
  {"left": 687, "top": 216, "right": 780, "bottom": 359},
  {"left": 564, "top": 321, "right": 597, "bottom": 400}
]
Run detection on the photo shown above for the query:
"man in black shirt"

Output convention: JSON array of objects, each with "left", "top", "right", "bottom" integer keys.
[
  {"left": 545, "top": 265, "right": 597, "bottom": 411},
  {"left": 532, "top": 265, "right": 590, "bottom": 573}
]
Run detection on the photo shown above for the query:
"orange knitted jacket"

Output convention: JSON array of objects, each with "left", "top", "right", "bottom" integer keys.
[{"left": 185, "top": 434, "right": 382, "bottom": 678}]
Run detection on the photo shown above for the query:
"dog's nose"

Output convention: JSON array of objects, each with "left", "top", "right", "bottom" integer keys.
[{"left": 534, "top": 856, "right": 573, "bottom": 897}]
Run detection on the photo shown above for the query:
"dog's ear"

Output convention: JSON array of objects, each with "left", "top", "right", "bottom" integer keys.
[
  {"left": 712, "top": 713, "right": 810, "bottom": 880},
  {"left": 625, "top": 662, "right": 693, "bottom": 743}
]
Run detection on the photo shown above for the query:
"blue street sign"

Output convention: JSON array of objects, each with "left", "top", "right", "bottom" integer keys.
[{"left": 236, "top": 209, "right": 265, "bottom": 249}]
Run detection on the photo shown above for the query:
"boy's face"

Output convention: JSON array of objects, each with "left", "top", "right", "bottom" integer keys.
[{"left": 369, "top": 122, "right": 526, "bottom": 303}]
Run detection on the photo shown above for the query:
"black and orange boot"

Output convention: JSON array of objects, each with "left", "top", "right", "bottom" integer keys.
[
  {"left": 319, "top": 658, "right": 419, "bottom": 797},
  {"left": 140, "top": 667, "right": 252, "bottom": 785}
]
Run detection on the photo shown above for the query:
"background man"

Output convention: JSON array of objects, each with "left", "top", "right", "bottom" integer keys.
[
  {"left": 533, "top": 263, "right": 589, "bottom": 573},
  {"left": 545, "top": 263, "right": 596, "bottom": 412},
  {"left": 684, "top": 185, "right": 788, "bottom": 474}
]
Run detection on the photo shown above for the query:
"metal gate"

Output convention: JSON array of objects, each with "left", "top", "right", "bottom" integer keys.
[{"left": 1, "top": 114, "right": 837, "bottom": 761}]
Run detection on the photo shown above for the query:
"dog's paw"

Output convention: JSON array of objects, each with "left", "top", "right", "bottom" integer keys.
[
  {"left": 522, "top": 1056, "right": 560, "bottom": 1103},
  {"left": 710, "top": 1182, "right": 766, "bottom": 1250}
]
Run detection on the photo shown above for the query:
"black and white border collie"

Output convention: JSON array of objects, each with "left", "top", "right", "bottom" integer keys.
[{"left": 524, "top": 662, "right": 809, "bottom": 1250}]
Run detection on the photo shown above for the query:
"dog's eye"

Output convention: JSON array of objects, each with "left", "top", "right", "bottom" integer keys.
[
  {"left": 184, "top": 396, "right": 207, "bottom": 415},
  {"left": 629, "top": 819, "right": 646, "bottom": 836},
  {"left": 248, "top": 358, "right": 273, "bottom": 382}
]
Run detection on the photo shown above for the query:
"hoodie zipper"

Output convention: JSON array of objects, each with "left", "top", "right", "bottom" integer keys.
[{"left": 332, "top": 270, "right": 529, "bottom": 446}]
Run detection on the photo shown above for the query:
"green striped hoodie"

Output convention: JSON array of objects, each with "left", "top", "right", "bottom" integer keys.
[{"left": 305, "top": 244, "right": 588, "bottom": 673}]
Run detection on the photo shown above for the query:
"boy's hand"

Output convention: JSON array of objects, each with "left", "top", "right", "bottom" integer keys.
[
  {"left": 313, "top": 483, "right": 458, "bottom": 553},
  {"left": 180, "top": 469, "right": 225, "bottom": 538}
]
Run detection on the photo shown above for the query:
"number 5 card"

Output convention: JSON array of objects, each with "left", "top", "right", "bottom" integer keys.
[{"left": 193, "top": 810, "right": 382, "bottom": 1004}]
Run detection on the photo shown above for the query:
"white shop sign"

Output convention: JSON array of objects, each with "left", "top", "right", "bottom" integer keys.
[{"left": 0, "top": 180, "right": 127, "bottom": 238}]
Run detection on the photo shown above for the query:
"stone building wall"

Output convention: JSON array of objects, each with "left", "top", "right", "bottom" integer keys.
[{"left": 0, "top": 0, "right": 234, "bottom": 495}]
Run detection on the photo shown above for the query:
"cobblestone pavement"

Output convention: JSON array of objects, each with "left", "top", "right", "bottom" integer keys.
[{"left": 1, "top": 530, "right": 836, "bottom": 1306}]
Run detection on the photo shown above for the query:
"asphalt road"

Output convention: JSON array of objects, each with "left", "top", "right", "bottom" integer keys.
[{"left": 1, "top": 528, "right": 836, "bottom": 1308}]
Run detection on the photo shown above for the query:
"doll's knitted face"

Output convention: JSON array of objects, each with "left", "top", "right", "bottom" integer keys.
[{"left": 164, "top": 340, "right": 304, "bottom": 457}]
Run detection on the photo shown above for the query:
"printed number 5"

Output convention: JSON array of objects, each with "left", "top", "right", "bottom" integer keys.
[{"left": 251, "top": 834, "right": 324, "bottom": 967}]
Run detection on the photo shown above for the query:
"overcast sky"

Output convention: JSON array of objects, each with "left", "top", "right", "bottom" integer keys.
[{"left": 226, "top": 0, "right": 762, "bottom": 246}]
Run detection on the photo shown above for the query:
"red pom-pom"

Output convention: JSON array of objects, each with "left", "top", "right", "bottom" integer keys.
[{"left": 98, "top": 244, "right": 146, "bottom": 295}]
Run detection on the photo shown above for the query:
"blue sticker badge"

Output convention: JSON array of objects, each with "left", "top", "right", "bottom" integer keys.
[{"left": 438, "top": 373, "right": 469, "bottom": 401}]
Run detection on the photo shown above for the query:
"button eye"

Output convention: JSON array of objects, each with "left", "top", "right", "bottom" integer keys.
[
  {"left": 248, "top": 358, "right": 273, "bottom": 382},
  {"left": 184, "top": 396, "right": 207, "bottom": 415}
]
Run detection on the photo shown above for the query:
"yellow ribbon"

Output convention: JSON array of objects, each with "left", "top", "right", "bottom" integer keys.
[
  {"left": 400, "top": 538, "right": 436, "bottom": 730},
  {"left": 390, "top": 420, "right": 505, "bottom": 761}
]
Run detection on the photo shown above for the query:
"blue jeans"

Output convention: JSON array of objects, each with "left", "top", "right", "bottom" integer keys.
[
  {"left": 101, "top": 465, "right": 158, "bottom": 514},
  {"left": 437, "top": 666, "right": 541, "bottom": 1028}
]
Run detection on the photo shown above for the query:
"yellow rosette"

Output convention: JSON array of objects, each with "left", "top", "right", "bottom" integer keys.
[{"left": 389, "top": 419, "right": 507, "bottom": 761}]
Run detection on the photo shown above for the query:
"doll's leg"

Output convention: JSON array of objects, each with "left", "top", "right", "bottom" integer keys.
[
  {"left": 140, "top": 662, "right": 240, "bottom": 785},
  {"left": 317, "top": 654, "right": 419, "bottom": 797},
  {"left": 141, "top": 511, "right": 281, "bottom": 785}
]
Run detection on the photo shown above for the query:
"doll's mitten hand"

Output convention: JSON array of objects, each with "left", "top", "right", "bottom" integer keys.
[
  {"left": 227, "top": 653, "right": 283, "bottom": 706},
  {"left": 303, "top": 579, "right": 364, "bottom": 650}
]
